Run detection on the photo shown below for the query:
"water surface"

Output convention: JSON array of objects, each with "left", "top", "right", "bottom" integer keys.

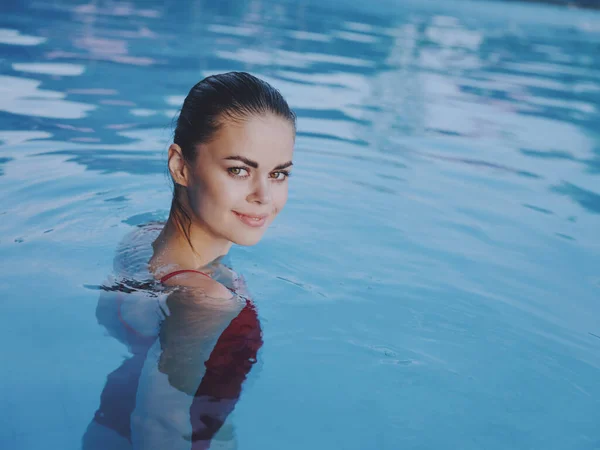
[{"left": 1, "top": 0, "right": 600, "bottom": 449}]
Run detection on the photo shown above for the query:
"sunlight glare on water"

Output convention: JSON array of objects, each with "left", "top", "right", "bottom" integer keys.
[{"left": 0, "top": 0, "right": 599, "bottom": 449}]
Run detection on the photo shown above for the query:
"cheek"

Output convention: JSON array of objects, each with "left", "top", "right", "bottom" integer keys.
[
  {"left": 273, "top": 184, "right": 289, "bottom": 212},
  {"left": 217, "top": 179, "right": 248, "bottom": 209},
  {"left": 190, "top": 175, "right": 240, "bottom": 211}
]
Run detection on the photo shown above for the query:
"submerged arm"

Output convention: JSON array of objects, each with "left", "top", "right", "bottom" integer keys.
[{"left": 131, "top": 281, "right": 244, "bottom": 450}]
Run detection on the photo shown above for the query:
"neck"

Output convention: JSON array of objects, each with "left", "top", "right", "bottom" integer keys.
[{"left": 151, "top": 213, "right": 232, "bottom": 274}]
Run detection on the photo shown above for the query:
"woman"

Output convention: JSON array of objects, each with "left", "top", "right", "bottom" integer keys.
[{"left": 84, "top": 72, "right": 296, "bottom": 449}]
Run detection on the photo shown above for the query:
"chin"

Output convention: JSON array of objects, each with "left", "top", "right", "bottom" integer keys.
[{"left": 230, "top": 231, "right": 265, "bottom": 247}]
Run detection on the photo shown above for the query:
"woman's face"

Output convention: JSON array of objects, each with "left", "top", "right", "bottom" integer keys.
[{"left": 182, "top": 114, "right": 295, "bottom": 246}]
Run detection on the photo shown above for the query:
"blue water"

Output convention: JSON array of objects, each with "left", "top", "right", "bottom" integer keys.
[{"left": 1, "top": 0, "right": 600, "bottom": 448}]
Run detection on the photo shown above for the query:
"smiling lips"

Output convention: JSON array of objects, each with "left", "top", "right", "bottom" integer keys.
[{"left": 233, "top": 211, "right": 268, "bottom": 228}]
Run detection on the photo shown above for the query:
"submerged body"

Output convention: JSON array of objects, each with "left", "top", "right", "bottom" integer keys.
[{"left": 85, "top": 223, "right": 263, "bottom": 450}]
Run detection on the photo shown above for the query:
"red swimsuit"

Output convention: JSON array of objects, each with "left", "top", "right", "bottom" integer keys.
[
  {"left": 160, "top": 269, "right": 263, "bottom": 399},
  {"left": 159, "top": 269, "right": 212, "bottom": 283},
  {"left": 95, "top": 269, "right": 262, "bottom": 449},
  {"left": 162, "top": 270, "right": 263, "bottom": 447}
]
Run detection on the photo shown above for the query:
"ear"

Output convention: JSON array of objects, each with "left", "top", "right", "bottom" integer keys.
[{"left": 168, "top": 144, "right": 189, "bottom": 187}]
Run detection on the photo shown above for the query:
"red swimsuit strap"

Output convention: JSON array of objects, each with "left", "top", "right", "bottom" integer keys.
[{"left": 160, "top": 269, "right": 211, "bottom": 284}]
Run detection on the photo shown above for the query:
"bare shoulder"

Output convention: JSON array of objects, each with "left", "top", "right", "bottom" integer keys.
[{"left": 162, "top": 272, "right": 240, "bottom": 311}]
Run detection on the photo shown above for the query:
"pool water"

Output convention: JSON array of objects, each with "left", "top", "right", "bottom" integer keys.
[{"left": 1, "top": 0, "right": 600, "bottom": 449}]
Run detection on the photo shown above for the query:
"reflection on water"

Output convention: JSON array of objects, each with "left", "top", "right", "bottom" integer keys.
[{"left": 1, "top": 0, "right": 600, "bottom": 449}]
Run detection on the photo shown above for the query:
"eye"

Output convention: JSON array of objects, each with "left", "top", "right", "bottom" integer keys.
[
  {"left": 228, "top": 167, "right": 250, "bottom": 178},
  {"left": 270, "top": 171, "right": 290, "bottom": 181}
]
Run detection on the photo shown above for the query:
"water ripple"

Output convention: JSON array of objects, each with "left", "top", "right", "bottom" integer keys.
[{"left": 1, "top": 0, "right": 600, "bottom": 448}]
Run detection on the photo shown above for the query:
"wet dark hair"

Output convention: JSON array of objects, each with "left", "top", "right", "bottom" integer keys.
[{"left": 170, "top": 71, "right": 296, "bottom": 250}]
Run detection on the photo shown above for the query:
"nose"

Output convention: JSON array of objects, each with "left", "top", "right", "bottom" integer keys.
[{"left": 248, "top": 177, "right": 271, "bottom": 205}]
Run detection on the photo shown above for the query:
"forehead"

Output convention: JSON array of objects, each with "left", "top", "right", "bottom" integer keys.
[{"left": 204, "top": 114, "right": 295, "bottom": 164}]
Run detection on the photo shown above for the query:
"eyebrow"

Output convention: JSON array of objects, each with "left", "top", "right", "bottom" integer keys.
[{"left": 223, "top": 156, "right": 293, "bottom": 171}]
